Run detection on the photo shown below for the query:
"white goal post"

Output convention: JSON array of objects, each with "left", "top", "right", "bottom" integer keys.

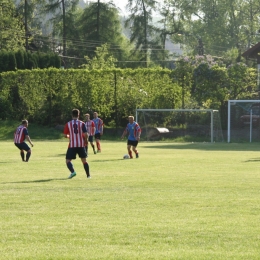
[
  {"left": 136, "top": 109, "right": 223, "bottom": 143},
  {"left": 227, "top": 100, "right": 260, "bottom": 143}
]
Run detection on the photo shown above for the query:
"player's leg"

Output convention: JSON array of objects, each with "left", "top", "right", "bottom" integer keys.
[
  {"left": 132, "top": 141, "right": 139, "bottom": 158},
  {"left": 127, "top": 140, "right": 133, "bottom": 158},
  {"left": 89, "top": 136, "right": 96, "bottom": 154},
  {"left": 95, "top": 133, "right": 101, "bottom": 152},
  {"left": 66, "top": 148, "right": 76, "bottom": 179},
  {"left": 15, "top": 143, "right": 26, "bottom": 161},
  {"left": 20, "top": 150, "right": 25, "bottom": 161},
  {"left": 79, "top": 147, "right": 90, "bottom": 178},
  {"left": 21, "top": 142, "right": 31, "bottom": 162}
]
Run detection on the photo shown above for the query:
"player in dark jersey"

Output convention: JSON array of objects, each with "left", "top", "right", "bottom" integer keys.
[{"left": 14, "top": 120, "right": 34, "bottom": 162}]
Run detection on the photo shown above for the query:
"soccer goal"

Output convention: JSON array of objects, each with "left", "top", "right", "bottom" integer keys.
[
  {"left": 135, "top": 109, "right": 224, "bottom": 143},
  {"left": 227, "top": 100, "right": 260, "bottom": 143}
]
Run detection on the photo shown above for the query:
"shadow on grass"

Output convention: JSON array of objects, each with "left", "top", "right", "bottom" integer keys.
[
  {"left": 2, "top": 178, "right": 68, "bottom": 184},
  {"left": 142, "top": 142, "right": 260, "bottom": 152},
  {"left": 91, "top": 159, "right": 125, "bottom": 162},
  {"left": 245, "top": 158, "right": 260, "bottom": 162}
]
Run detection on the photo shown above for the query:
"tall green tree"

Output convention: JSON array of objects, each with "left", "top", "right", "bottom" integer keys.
[
  {"left": 125, "top": 0, "right": 157, "bottom": 67},
  {"left": 168, "top": 0, "right": 260, "bottom": 56},
  {"left": 45, "top": 0, "right": 79, "bottom": 62},
  {"left": 66, "top": 1, "right": 129, "bottom": 68},
  {"left": 16, "top": 0, "right": 48, "bottom": 52},
  {"left": 0, "top": 0, "right": 25, "bottom": 51}
]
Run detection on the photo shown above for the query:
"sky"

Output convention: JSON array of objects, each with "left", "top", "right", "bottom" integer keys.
[{"left": 96, "top": 0, "right": 164, "bottom": 16}]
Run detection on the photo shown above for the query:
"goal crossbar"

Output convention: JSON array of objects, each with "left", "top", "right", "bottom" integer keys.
[{"left": 136, "top": 109, "right": 219, "bottom": 143}]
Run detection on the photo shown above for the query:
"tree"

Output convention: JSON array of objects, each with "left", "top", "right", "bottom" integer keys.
[
  {"left": 81, "top": 43, "right": 117, "bottom": 69},
  {"left": 66, "top": 1, "right": 129, "bottom": 68},
  {"left": 0, "top": 0, "right": 25, "bottom": 51},
  {"left": 16, "top": 0, "right": 48, "bottom": 52},
  {"left": 125, "top": 0, "right": 157, "bottom": 67},
  {"left": 45, "top": 0, "right": 79, "bottom": 65},
  {"left": 169, "top": 0, "right": 260, "bottom": 56}
]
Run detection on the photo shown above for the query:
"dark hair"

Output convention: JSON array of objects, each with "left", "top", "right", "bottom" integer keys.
[
  {"left": 72, "top": 109, "right": 80, "bottom": 117},
  {"left": 22, "top": 120, "right": 28, "bottom": 125}
]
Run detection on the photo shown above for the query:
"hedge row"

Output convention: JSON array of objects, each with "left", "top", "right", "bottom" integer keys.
[
  {"left": 0, "top": 68, "right": 180, "bottom": 127},
  {"left": 0, "top": 50, "right": 61, "bottom": 73}
]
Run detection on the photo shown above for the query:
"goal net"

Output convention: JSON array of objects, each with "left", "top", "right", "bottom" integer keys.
[
  {"left": 136, "top": 109, "right": 224, "bottom": 142},
  {"left": 227, "top": 100, "right": 260, "bottom": 142}
]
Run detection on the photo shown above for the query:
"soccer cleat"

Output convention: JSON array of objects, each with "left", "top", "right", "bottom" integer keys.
[
  {"left": 68, "top": 172, "right": 76, "bottom": 179},
  {"left": 136, "top": 153, "right": 139, "bottom": 158},
  {"left": 87, "top": 175, "right": 91, "bottom": 179},
  {"left": 97, "top": 150, "right": 101, "bottom": 153}
]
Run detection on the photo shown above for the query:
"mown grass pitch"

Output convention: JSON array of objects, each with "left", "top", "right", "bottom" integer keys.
[{"left": 1, "top": 140, "right": 260, "bottom": 259}]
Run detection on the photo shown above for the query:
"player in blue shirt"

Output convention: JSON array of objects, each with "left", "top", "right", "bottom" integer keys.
[{"left": 121, "top": 116, "right": 141, "bottom": 159}]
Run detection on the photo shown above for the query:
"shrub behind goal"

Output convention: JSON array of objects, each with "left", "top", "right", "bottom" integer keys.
[{"left": 135, "top": 109, "right": 224, "bottom": 143}]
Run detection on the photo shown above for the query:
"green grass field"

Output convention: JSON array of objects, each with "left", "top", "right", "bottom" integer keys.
[{"left": 1, "top": 135, "right": 260, "bottom": 259}]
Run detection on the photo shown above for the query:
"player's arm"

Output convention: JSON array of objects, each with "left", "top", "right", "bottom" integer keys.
[
  {"left": 23, "top": 129, "right": 33, "bottom": 147},
  {"left": 136, "top": 125, "right": 141, "bottom": 141},
  {"left": 92, "top": 121, "right": 96, "bottom": 135},
  {"left": 100, "top": 119, "right": 103, "bottom": 135},
  {"left": 82, "top": 124, "right": 89, "bottom": 146},
  {"left": 25, "top": 135, "right": 34, "bottom": 147},
  {"left": 63, "top": 123, "right": 69, "bottom": 138},
  {"left": 121, "top": 127, "right": 128, "bottom": 139}
]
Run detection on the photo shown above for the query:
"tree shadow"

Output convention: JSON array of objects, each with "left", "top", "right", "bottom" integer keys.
[
  {"left": 245, "top": 158, "right": 260, "bottom": 162},
  {"left": 141, "top": 142, "right": 260, "bottom": 151}
]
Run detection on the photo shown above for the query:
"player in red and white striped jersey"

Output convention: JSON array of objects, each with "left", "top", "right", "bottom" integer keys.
[
  {"left": 63, "top": 109, "right": 90, "bottom": 179},
  {"left": 14, "top": 120, "right": 34, "bottom": 162},
  {"left": 84, "top": 113, "right": 96, "bottom": 154}
]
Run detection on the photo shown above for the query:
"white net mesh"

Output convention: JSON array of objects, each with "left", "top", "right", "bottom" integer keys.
[
  {"left": 228, "top": 100, "right": 260, "bottom": 142},
  {"left": 136, "top": 109, "right": 224, "bottom": 142}
]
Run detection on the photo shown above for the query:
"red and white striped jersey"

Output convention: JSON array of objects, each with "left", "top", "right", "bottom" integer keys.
[
  {"left": 14, "top": 125, "right": 28, "bottom": 143},
  {"left": 64, "top": 119, "right": 87, "bottom": 148},
  {"left": 85, "top": 120, "right": 95, "bottom": 136}
]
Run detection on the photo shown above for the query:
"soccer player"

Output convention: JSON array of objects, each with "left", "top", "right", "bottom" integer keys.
[
  {"left": 121, "top": 115, "right": 141, "bottom": 159},
  {"left": 92, "top": 111, "right": 103, "bottom": 153},
  {"left": 84, "top": 113, "right": 96, "bottom": 154},
  {"left": 63, "top": 109, "right": 91, "bottom": 179},
  {"left": 14, "top": 120, "right": 34, "bottom": 162}
]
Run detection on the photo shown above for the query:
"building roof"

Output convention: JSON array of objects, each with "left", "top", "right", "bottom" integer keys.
[{"left": 242, "top": 42, "right": 260, "bottom": 59}]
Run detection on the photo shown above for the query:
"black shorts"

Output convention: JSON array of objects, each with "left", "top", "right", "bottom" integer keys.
[
  {"left": 66, "top": 147, "right": 87, "bottom": 160},
  {"left": 15, "top": 142, "right": 30, "bottom": 152},
  {"left": 95, "top": 133, "right": 101, "bottom": 140},
  {"left": 127, "top": 140, "right": 138, "bottom": 147},
  {"left": 88, "top": 135, "right": 94, "bottom": 142}
]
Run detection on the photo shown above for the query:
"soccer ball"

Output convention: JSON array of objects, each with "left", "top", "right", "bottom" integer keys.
[{"left": 123, "top": 154, "right": 130, "bottom": 159}]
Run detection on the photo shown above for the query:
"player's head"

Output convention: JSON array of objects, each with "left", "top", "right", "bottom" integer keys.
[
  {"left": 72, "top": 109, "right": 80, "bottom": 118},
  {"left": 93, "top": 112, "right": 98, "bottom": 118},
  {"left": 22, "top": 120, "right": 28, "bottom": 126},
  {"left": 85, "top": 113, "right": 90, "bottom": 119},
  {"left": 128, "top": 116, "right": 134, "bottom": 123}
]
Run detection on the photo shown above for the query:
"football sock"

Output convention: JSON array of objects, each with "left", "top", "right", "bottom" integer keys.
[
  {"left": 96, "top": 141, "right": 101, "bottom": 151},
  {"left": 26, "top": 151, "right": 31, "bottom": 162},
  {"left": 83, "top": 162, "right": 90, "bottom": 177},
  {"left": 67, "top": 161, "right": 74, "bottom": 173},
  {"left": 91, "top": 144, "right": 95, "bottom": 151},
  {"left": 20, "top": 151, "right": 25, "bottom": 161}
]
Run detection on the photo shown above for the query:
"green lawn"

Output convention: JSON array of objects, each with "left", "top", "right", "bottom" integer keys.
[{"left": 1, "top": 140, "right": 260, "bottom": 259}]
